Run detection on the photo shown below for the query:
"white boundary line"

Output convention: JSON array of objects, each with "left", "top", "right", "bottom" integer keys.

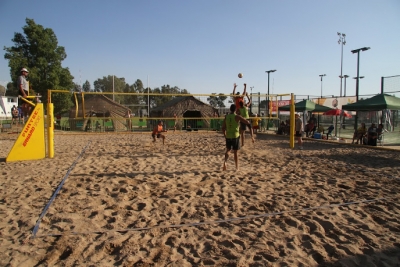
[{"left": 34, "top": 197, "right": 387, "bottom": 238}]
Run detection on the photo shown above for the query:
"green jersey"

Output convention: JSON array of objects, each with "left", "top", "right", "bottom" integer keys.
[
  {"left": 239, "top": 107, "right": 249, "bottom": 119},
  {"left": 225, "top": 113, "right": 239, "bottom": 138}
]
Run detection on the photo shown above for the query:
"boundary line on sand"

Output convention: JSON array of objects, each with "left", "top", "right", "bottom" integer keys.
[
  {"left": 31, "top": 141, "right": 92, "bottom": 238},
  {"left": 34, "top": 197, "right": 386, "bottom": 238}
]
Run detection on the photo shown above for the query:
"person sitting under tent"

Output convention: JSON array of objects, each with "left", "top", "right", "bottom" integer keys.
[
  {"left": 304, "top": 120, "right": 314, "bottom": 137},
  {"left": 351, "top": 122, "right": 367, "bottom": 144},
  {"left": 367, "top": 123, "right": 378, "bottom": 146}
]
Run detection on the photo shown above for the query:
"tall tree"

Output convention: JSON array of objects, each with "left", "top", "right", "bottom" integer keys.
[
  {"left": 3, "top": 18, "right": 74, "bottom": 114},
  {"left": 5, "top": 82, "right": 18, "bottom": 96},
  {"left": 0, "top": 85, "right": 5, "bottom": 96},
  {"left": 93, "top": 75, "right": 126, "bottom": 103},
  {"left": 207, "top": 93, "right": 227, "bottom": 108},
  {"left": 82, "top": 80, "right": 91, "bottom": 92}
]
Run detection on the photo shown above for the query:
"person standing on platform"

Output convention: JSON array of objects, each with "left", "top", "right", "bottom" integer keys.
[{"left": 18, "top": 68, "right": 30, "bottom": 120}]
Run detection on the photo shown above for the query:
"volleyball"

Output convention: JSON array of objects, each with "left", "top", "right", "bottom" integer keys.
[{"left": 238, "top": 73, "right": 243, "bottom": 78}]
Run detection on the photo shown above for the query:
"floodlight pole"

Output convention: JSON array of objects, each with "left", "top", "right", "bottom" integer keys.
[
  {"left": 340, "top": 74, "right": 349, "bottom": 129},
  {"left": 351, "top": 47, "right": 370, "bottom": 130},
  {"left": 318, "top": 74, "right": 326, "bottom": 130},
  {"left": 338, "top": 33, "right": 346, "bottom": 97},
  {"left": 319, "top": 74, "right": 326, "bottom": 98},
  {"left": 265, "top": 70, "right": 276, "bottom": 130},
  {"left": 342, "top": 75, "right": 349, "bottom": 97}
]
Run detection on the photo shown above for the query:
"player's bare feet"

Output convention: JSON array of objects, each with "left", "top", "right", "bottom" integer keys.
[{"left": 223, "top": 162, "right": 227, "bottom": 171}]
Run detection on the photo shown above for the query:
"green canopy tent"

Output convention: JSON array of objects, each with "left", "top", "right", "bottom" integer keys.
[
  {"left": 342, "top": 93, "right": 400, "bottom": 111},
  {"left": 278, "top": 99, "right": 331, "bottom": 112},
  {"left": 278, "top": 100, "right": 331, "bottom": 133}
]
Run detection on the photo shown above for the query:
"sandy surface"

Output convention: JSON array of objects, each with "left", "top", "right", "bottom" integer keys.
[{"left": 1, "top": 132, "right": 400, "bottom": 266}]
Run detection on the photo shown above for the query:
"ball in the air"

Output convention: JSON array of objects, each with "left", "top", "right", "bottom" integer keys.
[{"left": 238, "top": 73, "right": 243, "bottom": 78}]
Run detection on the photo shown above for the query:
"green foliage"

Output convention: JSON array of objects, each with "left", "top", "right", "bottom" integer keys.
[
  {"left": 0, "top": 85, "right": 5, "bottom": 96},
  {"left": 5, "top": 82, "right": 18, "bottom": 96},
  {"left": 123, "top": 79, "right": 144, "bottom": 108},
  {"left": 93, "top": 75, "right": 127, "bottom": 103},
  {"left": 82, "top": 80, "right": 91, "bottom": 92},
  {"left": 207, "top": 93, "right": 227, "bottom": 108},
  {"left": 3, "top": 18, "right": 74, "bottom": 114},
  {"left": 148, "top": 85, "right": 185, "bottom": 108}
]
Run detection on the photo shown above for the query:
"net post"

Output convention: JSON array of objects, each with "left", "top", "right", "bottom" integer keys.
[
  {"left": 48, "top": 102, "right": 54, "bottom": 158},
  {"left": 290, "top": 93, "right": 295, "bottom": 149}
]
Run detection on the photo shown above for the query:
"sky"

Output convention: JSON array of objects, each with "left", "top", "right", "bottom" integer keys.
[{"left": 1, "top": 0, "right": 400, "bottom": 100}]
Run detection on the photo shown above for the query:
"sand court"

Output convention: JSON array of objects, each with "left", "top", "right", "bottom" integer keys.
[{"left": 1, "top": 132, "right": 400, "bottom": 266}]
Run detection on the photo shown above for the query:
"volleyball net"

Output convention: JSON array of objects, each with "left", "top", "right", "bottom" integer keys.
[{"left": 49, "top": 91, "right": 292, "bottom": 133}]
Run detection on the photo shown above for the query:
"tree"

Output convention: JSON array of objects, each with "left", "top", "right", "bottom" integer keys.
[
  {"left": 93, "top": 75, "right": 126, "bottom": 103},
  {"left": 82, "top": 80, "right": 91, "bottom": 92},
  {"left": 3, "top": 18, "right": 74, "bottom": 114},
  {"left": 207, "top": 93, "right": 227, "bottom": 108},
  {"left": 0, "top": 85, "right": 5, "bottom": 96},
  {"left": 123, "top": 79, "right": 144, "bottom": 108},
  {"left": 5, "top": 82, "right": 18, "bottom": 96}
]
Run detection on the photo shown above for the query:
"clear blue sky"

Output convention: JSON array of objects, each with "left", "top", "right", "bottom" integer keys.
[{"left": 1, "top": 0, "right": 399, "bottom": 99}]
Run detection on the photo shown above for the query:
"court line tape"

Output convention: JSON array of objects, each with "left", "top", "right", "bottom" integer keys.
[
  {"left": 31, "top": 141, "right": 92, "bottom": 238},
  {"left": 34, "top": 197, "right": 386, "bottom": 238}
]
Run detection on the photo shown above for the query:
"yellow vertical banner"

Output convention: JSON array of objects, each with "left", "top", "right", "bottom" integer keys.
[{"left": 6, "top": 103, "right": 46, "bottom": 162}]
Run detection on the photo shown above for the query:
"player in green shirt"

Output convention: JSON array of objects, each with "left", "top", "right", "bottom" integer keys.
[{"left": 222, "top": 104, "right": 254, "bottom": 171}]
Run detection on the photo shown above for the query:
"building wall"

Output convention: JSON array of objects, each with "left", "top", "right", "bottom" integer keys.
[{"left": 0, "top": 96, "right": 18, "bottom": 119}]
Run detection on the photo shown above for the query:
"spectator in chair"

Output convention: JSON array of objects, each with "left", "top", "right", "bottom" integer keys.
[
  {"left": 367, "top": 123, "right": 378, "bottom": 146},
  {"left": 309, "top": 114, "right": 317, "bottom": 136}
]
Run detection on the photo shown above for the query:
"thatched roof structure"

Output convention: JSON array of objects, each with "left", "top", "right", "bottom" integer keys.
[
  {"left": 150, "top": 96, "right": 218, "bottom": 129},
  {"left": 69, "top": 95, "right": 131, "bottom": 131}
]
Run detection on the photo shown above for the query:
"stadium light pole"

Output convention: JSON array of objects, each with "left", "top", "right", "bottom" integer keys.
[
  {"left": 265, "top": 70, "right": 276, "bottom": 130},
  {"left": 351, "top": 47, "right": 370, "bottom": 129},
  {"left": 339, "top": 75, "right": 350, "bottom": 97},
  {"left": 319, "top": 74, "right": 326, "bottom": 98},
  {"left": 338, "top": 33, "right": 346, "bottom": 97}
]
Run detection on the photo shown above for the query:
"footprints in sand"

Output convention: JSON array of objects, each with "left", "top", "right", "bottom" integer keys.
[{"left": 2, "top": 133, "right": 400, "bottom": 266}]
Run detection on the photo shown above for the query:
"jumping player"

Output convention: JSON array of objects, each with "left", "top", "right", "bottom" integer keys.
[
  {"left": 232, "top": 83, "right": 247, "bottom": 112},
  {"left": 238, "top": 92, "right": 254, "bottom": 146}
]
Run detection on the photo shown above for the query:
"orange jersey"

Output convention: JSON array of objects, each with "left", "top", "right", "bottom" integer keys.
[
  {"left": 235, "top": 96, "right": 244, "bottom": 110},
  {"left": 152, "top": 125, "right": 163, "bottom": 134}
]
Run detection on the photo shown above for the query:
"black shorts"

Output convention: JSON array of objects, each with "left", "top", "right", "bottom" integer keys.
[
  {"left": 240, "top": 121, "right": 251, "bottom": 131},
  {"left": 295, "top": 131, "right": 302, "bottom": 137},
  {"left": 226, "top": 137, "right": 240, "bottom": 150},
  {"left": 18, "top": 90, "right": 29, "bottom": 105},
  {"left": 152, "top": 133, "right": 161, "bottom": 138}
]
